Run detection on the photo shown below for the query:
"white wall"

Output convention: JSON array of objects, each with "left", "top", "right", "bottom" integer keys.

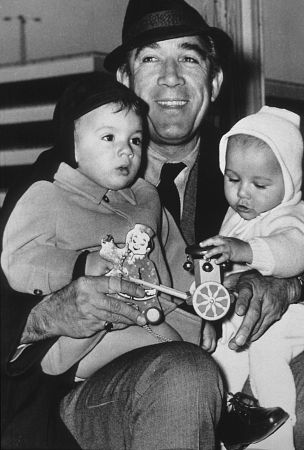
[
  {"left": 0, "top": 0, "right": 123, "bottom": 64},
  {"left": 0, "top": 0, "right": 203, "bottom": 63},
  {"left": 262, "top": 0, "right": 304, "bottom": 84},
  {"left": 0, "top": 0, "right": 303, "bottom": 85},
  {"left": 0, "top": 0, "right": 220, "bottom": 65}
]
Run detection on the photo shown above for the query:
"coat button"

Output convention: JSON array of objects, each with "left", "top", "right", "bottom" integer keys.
[
  {"left": 103, "top": 194, "right": 109, "bottom": 203},
  {"left": 34, "top": 289, "right": 43, "bottom": 295}
]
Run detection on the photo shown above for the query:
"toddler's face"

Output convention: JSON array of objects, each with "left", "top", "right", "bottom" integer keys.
[
  {"left": 224, "top": 140, "right": 284, "bottom": 220},
  {"left": 74, "top": 103, "right": 143, "bottom": 190}
]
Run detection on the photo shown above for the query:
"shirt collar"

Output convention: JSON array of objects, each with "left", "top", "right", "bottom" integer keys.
[{"left": 145, "top": 139, "right": 200, "bottom": 186}]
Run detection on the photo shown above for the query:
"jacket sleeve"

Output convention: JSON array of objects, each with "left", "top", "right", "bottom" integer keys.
[
  {"left": 1, "top": 181, "right": 80, "bottom": 295},
  {"left": 0, "top": 276, "right": 57, "bottom": 375},
  {"left": 248, "top": 204, "right": 304, "bottom": 277}
]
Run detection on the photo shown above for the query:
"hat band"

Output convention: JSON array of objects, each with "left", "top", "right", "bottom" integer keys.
[{"left": 124, "top": 9, "right": 207, "bottom": 43}]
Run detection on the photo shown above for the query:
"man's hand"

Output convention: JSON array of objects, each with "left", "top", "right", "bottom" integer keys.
[
  {"left": 21, "top": 276, "right": 146, "bottom": 344},
  {"left": 223, "top": 271, "right": 301, "bottom": 351}
]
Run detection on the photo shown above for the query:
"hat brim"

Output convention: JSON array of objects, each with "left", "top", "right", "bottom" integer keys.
[{"left": 104, "top": 25, "right": 233, "bottom": 73}]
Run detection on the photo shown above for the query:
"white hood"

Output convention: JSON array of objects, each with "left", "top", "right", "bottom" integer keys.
[{"left": 219, "top": 106, "right": 303, "bottom": 203}]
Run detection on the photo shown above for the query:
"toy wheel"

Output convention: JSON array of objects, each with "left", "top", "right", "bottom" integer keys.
[
  {"left": 192, "top": 281, "right": 230, "bottom": 321},
  {"left": 145, "top": 307, "right": 164, "bottom": 325}
]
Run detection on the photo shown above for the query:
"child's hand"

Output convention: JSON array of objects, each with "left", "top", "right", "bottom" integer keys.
[
  {"left": 199, "top": 235, "right": 253, "bottom": 264},
  {"left": 201, "top": 322, "right": 217, "bottom": 353},
  {"left": 85, "top": 251, "right": 113, "bottom": 276}
]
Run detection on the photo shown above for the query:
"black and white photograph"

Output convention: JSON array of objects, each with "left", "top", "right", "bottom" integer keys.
[{"left": 1, "top": 1, "right": 304, "bottom": 449}]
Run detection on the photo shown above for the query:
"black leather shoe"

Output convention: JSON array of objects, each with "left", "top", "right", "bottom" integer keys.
[{"left": 219, "top": 392, "right": 289, "bottom": 450}]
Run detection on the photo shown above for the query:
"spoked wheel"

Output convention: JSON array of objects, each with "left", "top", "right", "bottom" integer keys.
[{"left": 192, "top": 281, "right": 230, "bottom": 320}]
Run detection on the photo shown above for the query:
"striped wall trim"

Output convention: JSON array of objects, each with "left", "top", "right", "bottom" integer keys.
[
  {"left": 0, "top": 148, "right": 47, "bottom": 167},
  {"left": 0, "top": 104, "right": 55, "bottom": 124},
  {"left": 0, "top": 53, "right": 106, "bottom": 84}
]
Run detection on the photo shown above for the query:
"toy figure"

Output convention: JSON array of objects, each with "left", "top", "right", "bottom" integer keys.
[{"left": 100, "top": 224, "right": 164, "bottom": 324}]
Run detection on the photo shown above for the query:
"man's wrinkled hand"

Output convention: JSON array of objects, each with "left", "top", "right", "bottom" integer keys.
[
  {"left": 224, "top": 271, "right": 296, "bottom": 351},
  {"left": 23, "top": 276, "right": 147, "bottom": 343},
  {"left": 60, "top": 275, "right": 147, "bottom": 337}
]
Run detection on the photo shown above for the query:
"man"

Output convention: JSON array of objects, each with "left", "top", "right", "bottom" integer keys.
[
  {"left": 106, "top": 0, "right": 230, "bottom": 246},
  {"left": 103, "top": 0, "right": 304, "bottom": 447},
  {"left": 1, "top": 1, "right": 303, "bottom": 450}
]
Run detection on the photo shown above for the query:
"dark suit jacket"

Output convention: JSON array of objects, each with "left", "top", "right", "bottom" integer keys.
[{"left": 181, "top": 121, "right": 227, "bottom": 245}]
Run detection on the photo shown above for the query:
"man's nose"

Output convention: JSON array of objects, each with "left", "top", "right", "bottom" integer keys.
[{"left": 158, "top": 58, "right": 185, "bottom": 87}]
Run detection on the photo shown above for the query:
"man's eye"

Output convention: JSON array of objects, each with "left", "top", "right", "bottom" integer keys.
[
  {"left": 142, "top": 56, "right": 158, "bottom": 63},
  {"left": 101, "top": 135, "right": 114, "bottom": 142},
  {"left": 131, "top": 137, "right": 142, "bottom": 146},
  {"left": 181, "top": 56, "right": 199, "bottom": 64}
]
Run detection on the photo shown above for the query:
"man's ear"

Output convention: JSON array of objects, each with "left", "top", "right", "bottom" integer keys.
[
  {"left": 116, "top": 67, "right": 131, "bottom": 88},
  {"left": 211, "top": 68, "right": 224, "bottom": 102}
]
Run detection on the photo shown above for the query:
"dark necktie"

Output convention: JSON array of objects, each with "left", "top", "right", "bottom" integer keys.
[{"left": 157, "top": 162, "right": 186, "bottom": 225}]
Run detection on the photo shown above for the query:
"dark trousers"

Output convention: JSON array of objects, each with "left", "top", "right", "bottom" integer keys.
[{"left": 61, "top": 342, "right": 223, "bottom": 450}]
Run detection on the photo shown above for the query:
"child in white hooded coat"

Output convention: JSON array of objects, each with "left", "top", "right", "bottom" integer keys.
[{"left": 200, "top": 107, "right": 304, "bottom": 450}]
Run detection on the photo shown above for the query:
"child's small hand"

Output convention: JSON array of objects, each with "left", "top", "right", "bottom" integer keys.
[
  {"left": 201, "top": 322, "right": 217, "bottom": 353},
  {"left": 85, "top": 251, "right": 113, "bottom": 276},
  {"left": 199, "top": 236, "right": 252, "bottom": 264}
]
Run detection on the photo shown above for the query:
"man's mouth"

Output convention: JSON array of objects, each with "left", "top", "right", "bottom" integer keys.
[{"left": 156, "top": 99, "right": 188, "bottom": 108}]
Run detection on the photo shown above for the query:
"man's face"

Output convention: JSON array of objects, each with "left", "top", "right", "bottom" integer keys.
[
  {"left": 74, "top": 103, "right": 142, "bottom": 190},
  {"left": 119, "top": 36, "right": 222, "bottom": 149},
  {"left": 224, "top": 140, "right": 285, "bottom": 220}
]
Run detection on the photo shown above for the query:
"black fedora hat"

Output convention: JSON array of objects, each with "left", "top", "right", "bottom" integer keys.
[{"left": 104, "top": 0, "right": 233, "bottom": 72}]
